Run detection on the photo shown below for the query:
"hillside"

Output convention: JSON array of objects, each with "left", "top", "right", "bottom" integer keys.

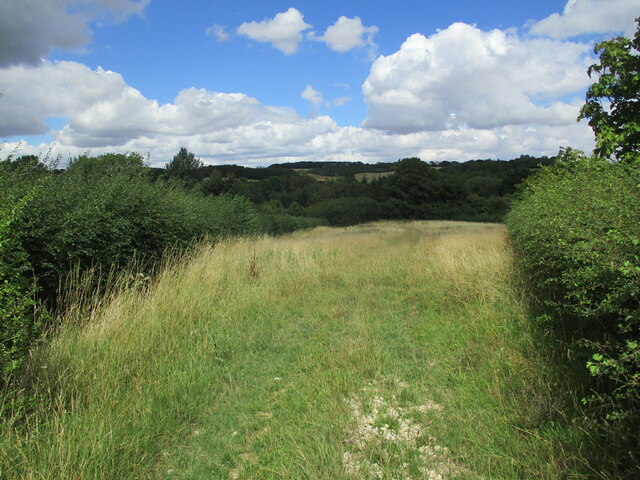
[{"left": 0, "top": 221, "right": 593, "bottom": 479}]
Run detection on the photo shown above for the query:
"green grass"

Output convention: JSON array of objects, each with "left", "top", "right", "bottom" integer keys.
[{"left": 0, "top": 221, "right": 596, "bottom": 479}]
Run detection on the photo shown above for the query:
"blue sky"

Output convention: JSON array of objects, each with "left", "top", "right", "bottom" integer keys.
[{"left": 1, "top": 0, "right": 637, "bottom": 166}]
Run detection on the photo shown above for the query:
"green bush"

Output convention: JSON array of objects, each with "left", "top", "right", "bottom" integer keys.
[
  {"left": 0, "top": 154, "right": 259, "bottom": 391},
  {"left": 18, "top": 166, "right": 258, "bottom": 301},
  {"left": 0, "top": 207, "right": 36, "bottom": 389},
  {"left": 0, "top": 164, "right": 44, "bottom": 389},
  {"left": 506, "top": 149, "right": 640, "bottom": 457}
]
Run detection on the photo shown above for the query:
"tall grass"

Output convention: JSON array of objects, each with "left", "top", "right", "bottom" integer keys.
[{"left": 0, "top": 221, "right": 595, "bottom": 478}]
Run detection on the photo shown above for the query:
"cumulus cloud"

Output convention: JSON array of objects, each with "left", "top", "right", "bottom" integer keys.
[
  {"left": 237, "top": 8, "right": 311, "bottom": 54},
  {"left": 0, "top": 0, "right": 150, "bottom": 67},
  {"left": 0, "top": 61, "right": 128, "bottom": 136},
  {"left": 529, "top": 0, "right": 638, "bottom": 39},
  {"left": 0, "top": 60, "right": 299, "bottom": 147},
  {"left": 300, "top": 85, "right": 353, "bottom": 110},
  {"left": 312, "top": 16, "right": 379, "bottom": 57},
  {"left": 1, "top": 56, "right": 595, "bottom": 166},
  {"left": 1, "top": 14, "right": 599, "bottom": 167},
  {"left": 205, "top": 23, "right": 230, "bottom": 42},
  {"left": 362, "top": 23, "right": 593, "bottom": 133}
]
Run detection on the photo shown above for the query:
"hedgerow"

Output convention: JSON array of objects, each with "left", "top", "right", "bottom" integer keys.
[
  {"left": 0, "top": 153, "right": 258, "bottom": 390},
  {"left": 0, "top": 171, "right": 40, "bottom": 391},
  {"left": 506, "top": 148, "right": 640, "bottom": 469}
]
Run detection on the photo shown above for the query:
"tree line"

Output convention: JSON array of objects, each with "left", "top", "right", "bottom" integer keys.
[{"left": 160, "top": 147, "right": 553, "bottom": 233}]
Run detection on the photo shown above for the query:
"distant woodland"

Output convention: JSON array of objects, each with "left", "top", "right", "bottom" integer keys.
[{"left": 155, "top": 150, "right": 553, "bottom": 232}]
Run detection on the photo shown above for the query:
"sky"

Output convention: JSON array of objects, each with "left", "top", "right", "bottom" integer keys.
[{"left": 0, "top": 0, "right": 638, "bottom": 167}]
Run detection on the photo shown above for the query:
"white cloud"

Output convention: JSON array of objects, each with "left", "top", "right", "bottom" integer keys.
[
  {"left": 1, "top": 51, "right": 595, "bottom": 167},
  {"left": 0, "top": 61, "right": 129, "bottom": 136},
  {"left": 0, "top": 0, "right": 150, "bottom": 67},
  {"left": 301, "top": 85, "right": 352, "bottom": 110},
  {"left": 4, "top": 120, "right": 594, "bottom": 167},
  {"left": 362, "top": 23, "right": 593, "bottom": 133},
  {"left": 0, "top": 61, "right": 299, "bottom": 147},
  {"left": 529, "top": 0, "right": 638, "bottom": 39},
  {"left": 301, "top": 85, "right": 323, "bottom": 105},
  {"left": 237, "top": 8, "right": 311, "bottom": 54},
  {"left": 313, "top": 16, "right": 379, "bottom": 56},
  {"left": 205, "top": 23, "right": 230, "bottom": 42}
]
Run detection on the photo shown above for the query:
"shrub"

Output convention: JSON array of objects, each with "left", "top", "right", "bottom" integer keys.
[
  {"left": 506, "top": 149, "right": 640, "bottom": 462},
  {"left": 18, "top": 168, "right": 258, "bottom": 302},
  {"left": 0, "top": 154, "right": 259, "bottom": 391},
  {"left": 0, "top": 164, "right": 44, "bottom": 389}
]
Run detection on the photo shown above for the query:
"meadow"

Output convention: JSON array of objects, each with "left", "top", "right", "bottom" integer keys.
[{"left": 0, "top": 221, "right": 596, "bottom": 479}]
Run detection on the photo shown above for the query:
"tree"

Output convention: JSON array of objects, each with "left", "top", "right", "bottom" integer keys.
[
  {"left": 578, "top": 18, "right": 640, "bottom": 163},
  {"left": 165, "top": 147, "right": 203, "bottom": 179}
]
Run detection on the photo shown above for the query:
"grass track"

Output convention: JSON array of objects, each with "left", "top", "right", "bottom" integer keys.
[{"left": 1, "top": 221, "right": 592, "bottom": 479}]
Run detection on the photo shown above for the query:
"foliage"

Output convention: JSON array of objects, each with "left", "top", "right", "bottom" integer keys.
[
  {"left": 162, "top": 154, "right": 550, "bottom": 228},
  {"left": 65, "top": 152, "right": 146, "bottom": 176},
  {"left": 0, "top": 152, "right": 258, "bottom": 394},
  {"left": 0, "top": 155, "right": 49, "bottom": 174},
  {"left": 578, "top": 18, "right": 640, "bottom": 163},
  {"left": 507, "top": 25, "right": 640, "bottom": 476},
  {"left": 18, "top": 162, "right": 257, "bottom": 302},
  {"left": 506, "top": 148, "right": 640, "bottom": 472},
  {"left": 0, "top": 173, "right": 39, "bottom": 390}
]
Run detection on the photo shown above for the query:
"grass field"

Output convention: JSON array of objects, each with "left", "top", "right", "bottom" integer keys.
[
  {"left": 0, "top": 221, "right": 595, "bottom": 479},
  {"left": 291, "top": 169, "right": 335, "bottom": 182},
  {"left": 290, "top": 169, "right": 393, "bottom": 182}
]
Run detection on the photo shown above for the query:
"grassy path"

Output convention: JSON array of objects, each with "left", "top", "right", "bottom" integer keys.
[{"left": 1, "top": 222, "right": 590, "bottom": 479}]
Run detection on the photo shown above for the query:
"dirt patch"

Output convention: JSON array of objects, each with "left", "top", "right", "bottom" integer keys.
[{"left": 343, "top": 380, "right": 467, "bottom": 479}]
